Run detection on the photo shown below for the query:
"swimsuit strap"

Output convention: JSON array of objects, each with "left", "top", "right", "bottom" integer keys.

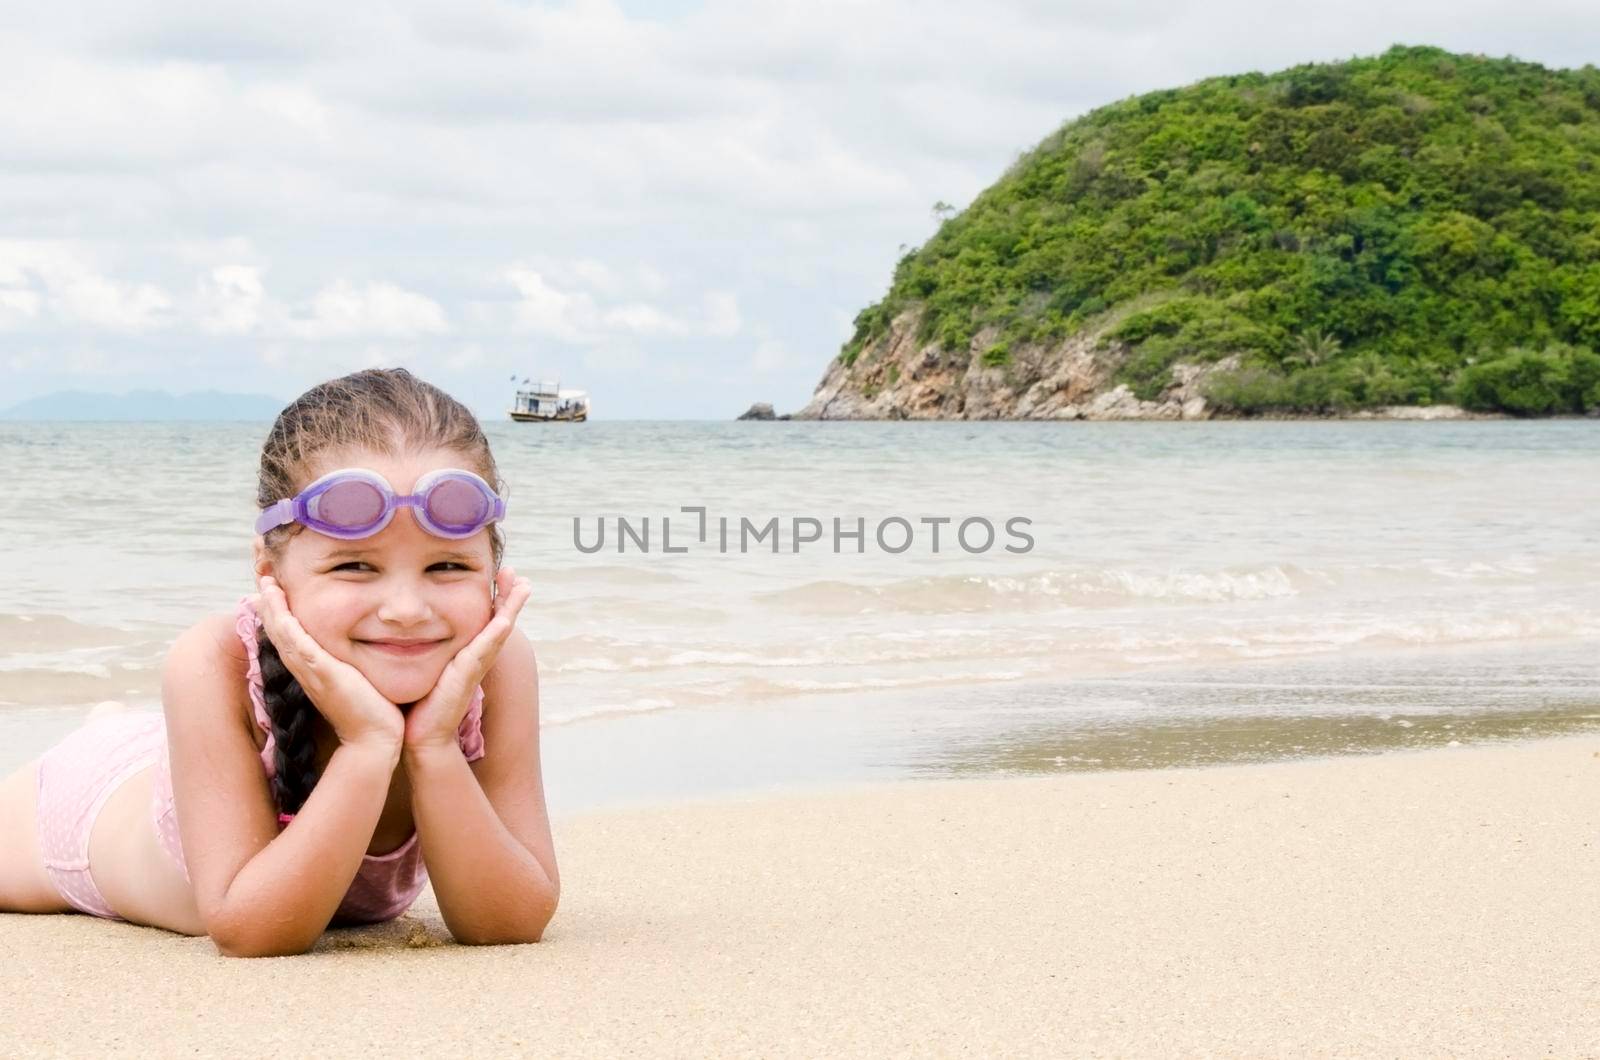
[
  {"left": 234, "top": 595, "right": 485, "bottom": 778},
  {"left": 235, "top": 596, "right": 273, "bottom": 737}
]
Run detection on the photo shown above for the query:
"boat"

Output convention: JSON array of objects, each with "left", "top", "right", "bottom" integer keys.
[{"left": 508, "top": 378, "right": 589, "bottom": 422}]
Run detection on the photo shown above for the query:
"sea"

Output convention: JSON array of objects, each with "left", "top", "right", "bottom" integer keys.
[{"left": 2, "top": 419, "right": 1598, "bottom": 814}]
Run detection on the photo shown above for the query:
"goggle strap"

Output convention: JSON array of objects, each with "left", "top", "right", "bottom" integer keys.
[{"left": 254, "top": 499, "right": 296, "bottom": 536}]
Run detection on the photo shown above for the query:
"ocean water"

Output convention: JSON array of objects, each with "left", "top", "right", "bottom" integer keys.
[{"left": 2, "top": 420, "right": 1598, "bottom": 808}]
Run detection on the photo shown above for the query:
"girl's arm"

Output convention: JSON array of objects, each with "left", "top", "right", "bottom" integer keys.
[
  {"left": 162, "top": 617, "right": 401, "bottom": 958},
  {"left": 404, "top": 628, "right": 559, "bottom": 944}
]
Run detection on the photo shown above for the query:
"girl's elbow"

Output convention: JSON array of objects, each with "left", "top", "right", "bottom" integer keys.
[
  {"left": 210, "top": 921, "right": 319, "bottom": 959},
  {"left": 213, "top": 935, "right": 269, "bottom": 959},
  {"left": 213, "top": 938, "right": 268, "bottom": 959},
  {"left": 205, "top": 912, "right": 252, "bottom": 958},
  {"left": 452, "top": 924, "right": 549, "bottom": 946},
  {"left": 451, "top": 892, "right": 559, "bottom": 947},
  {"left": 203, "top": 889, "right": 318, "bottom": 958},
  {"left": 214, "top": 936, "right": 317, "bottom": 959}
]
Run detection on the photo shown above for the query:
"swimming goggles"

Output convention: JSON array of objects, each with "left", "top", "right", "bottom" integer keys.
[{"left": 254, "top": 467, "right": 507, "bottom": 540}]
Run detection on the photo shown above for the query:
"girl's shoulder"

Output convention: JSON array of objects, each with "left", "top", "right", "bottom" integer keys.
[
  {"left": 161, "top": 610, "right": 259, "bottom": 743},
  {"left": 165, "top": 611, "right": 251, "bottom": 678},
  {"left": 479, "top": 625, "right": 539, "bottom": 717},
  {"left": 200, "top": 609, "right": 251, "bottom": 664}
]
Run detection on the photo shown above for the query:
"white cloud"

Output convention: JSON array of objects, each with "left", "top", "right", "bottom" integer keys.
[
  {"left": 196, "top": 265, "right": 265, "bottom": 335},
  {"left": 0, "top": 240, "right": 174, "bottom": 332},
  {"left": 602, "top": 302, "right": 690, "bottom": 336},
  {"left": 166, "top": 236, "right": 265, "bottom": 268},
  {"left": 750, "top": 337, "right": 794, "bottom": 375},
  {"left": 3, "top": 345, "right": 124, "bottom": 376},
  {"left": 285, "top": 279, "right": 449, "bottom": 339},
  {"left": 46, "top": 267, "right": 174, "bottom": 333},
  {"left": 579, "top": 344, "right": 646, "bottom": 379},
  {"left": 703, "top": 290, "right": 741, "bottom": 337},
  {"left": 0, "top": 243, "right": 60, "bottom": 286},
  {"left": 498, "top": 266, "right": 743, "bottom": 342},
  {"left": 0, "top": 243, "right": 458, "bottom": 344},
  {"left": 635, "top": 265, "right": 669, "bottom": 296},
  {"left": 504, "top": 266, "right": 600, "bottom": 342},
  {"left": 571, "top": 259, "right": 618, "bottom": 292},
  {"left": 4, "top": 348, "right": 45, "bottom": 372},
  {"left": 445, "top": 343, "right": 485, "bottom": 370},
  {"left": 0, "top": 288, "right": 42, "bottom": 329},
  {"left": 242, "top": 84, "right": 334, "bottom": 142}
]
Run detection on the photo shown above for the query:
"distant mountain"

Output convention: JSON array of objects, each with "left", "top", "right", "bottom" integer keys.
[{"left": 0, "top": 389, "right": 287, "bottom": 421}]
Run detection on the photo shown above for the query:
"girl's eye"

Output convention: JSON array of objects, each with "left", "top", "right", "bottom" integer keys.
[{"left": 327, "top": 560, "right": 472, "bottom": 573}]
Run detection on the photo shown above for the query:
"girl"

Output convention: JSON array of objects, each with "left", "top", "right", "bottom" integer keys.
[{"left": 0, "top": 368, "right": 558, "bottom": 957}]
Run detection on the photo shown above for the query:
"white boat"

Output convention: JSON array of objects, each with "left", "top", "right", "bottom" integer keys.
[{"left": 508, "top": 379, "right": 589, "bottom": 423}]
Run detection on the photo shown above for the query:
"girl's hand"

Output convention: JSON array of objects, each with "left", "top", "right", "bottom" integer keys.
[
  {"left": 403, "top": 566, "right": 532, "bottom": 753},
  {"left": 254, "top": 574, "right": 405, "bottom": 753}
]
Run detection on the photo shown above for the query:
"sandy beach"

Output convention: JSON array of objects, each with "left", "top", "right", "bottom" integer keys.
[{"left": 3, "top": 733, "right": 1597, "bottom": 1057}]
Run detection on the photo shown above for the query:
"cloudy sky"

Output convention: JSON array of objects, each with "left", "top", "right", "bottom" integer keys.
[{"left": 1, "top": 1, "right": 1596, "bottom": 419}]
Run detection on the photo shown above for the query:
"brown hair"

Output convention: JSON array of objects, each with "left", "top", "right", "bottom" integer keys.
[{"left": 254, "top": 367, "right": 504, "bottom": 817}]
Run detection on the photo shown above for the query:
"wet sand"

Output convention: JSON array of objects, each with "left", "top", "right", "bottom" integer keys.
[{"left": 3, "top": 732, "right": 1599, "bottom": 1056}]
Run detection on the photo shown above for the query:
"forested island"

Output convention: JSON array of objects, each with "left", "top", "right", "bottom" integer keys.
[{"left": 792, "top": 45, "right": 1600, "bottom": 420}]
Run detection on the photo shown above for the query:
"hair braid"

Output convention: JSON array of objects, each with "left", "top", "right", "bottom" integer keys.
[{"left": 256, "top": 632, "right": 324, "bottom": 817}]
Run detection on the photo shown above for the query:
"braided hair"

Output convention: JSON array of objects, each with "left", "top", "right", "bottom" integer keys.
[
  {"left": 257, "top": 633, "right": 324, "bottom": 816},
  {"left": 254, "top": 368, "right": 505, "bottom": 817}
]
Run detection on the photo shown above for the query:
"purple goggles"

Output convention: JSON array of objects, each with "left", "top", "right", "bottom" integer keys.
[{"left": 255, "top": 467, "right": 507, "bottom": 540}]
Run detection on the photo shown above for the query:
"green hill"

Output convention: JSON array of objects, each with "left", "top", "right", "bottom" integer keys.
[{"left": 805, "top": 45, "right": 1600, "bottom": 418}]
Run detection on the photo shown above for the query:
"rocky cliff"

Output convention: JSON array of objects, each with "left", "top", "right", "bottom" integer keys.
[{"left": 789, "top": 309, "right": 1483, "bottom": 421}]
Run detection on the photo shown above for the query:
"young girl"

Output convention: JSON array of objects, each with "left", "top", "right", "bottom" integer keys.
[{"left": 0, "top": 368, "right": 558, "bottom": 957}]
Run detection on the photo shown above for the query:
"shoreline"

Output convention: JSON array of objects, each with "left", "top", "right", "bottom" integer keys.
[
  {"left": 6, "top": 635, "right": 1600, "bottom": 817},
  {"left": 779, "top": 405, "right": 1600, "bottom": 422},
  {"left": 4, "top": 731, "right": 1597, "bottom": 1056}
]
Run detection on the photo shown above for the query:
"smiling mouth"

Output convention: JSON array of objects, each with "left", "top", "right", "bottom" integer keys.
[{"left": 359, "top": 639, "right": 446, "bottom": 657}]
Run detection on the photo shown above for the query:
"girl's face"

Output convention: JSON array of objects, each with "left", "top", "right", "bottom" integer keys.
[{"left": 261, "top": 446, "right": 498, "bottom": 705}]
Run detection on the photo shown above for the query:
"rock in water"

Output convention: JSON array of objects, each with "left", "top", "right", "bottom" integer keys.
[{"left": 737, "top": 402, "right": 776, "bottom": 421}]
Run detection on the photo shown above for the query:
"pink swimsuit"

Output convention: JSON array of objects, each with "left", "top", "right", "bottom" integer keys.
[{"left": 34, "top": 595, "right": 485, "bottom": 926}]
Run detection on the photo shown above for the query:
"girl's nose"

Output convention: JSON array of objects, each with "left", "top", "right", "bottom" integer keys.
[{"left": 377, "top": 579, "right": 434, "bottom": 626}]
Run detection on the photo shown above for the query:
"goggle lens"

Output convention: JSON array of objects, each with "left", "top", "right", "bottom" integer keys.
[
  {"left": 313, "top": 479, "right": 387, "bottom": 530},
  {"left": 424, "top": 477, "right": 491, "bottom": 531}
]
